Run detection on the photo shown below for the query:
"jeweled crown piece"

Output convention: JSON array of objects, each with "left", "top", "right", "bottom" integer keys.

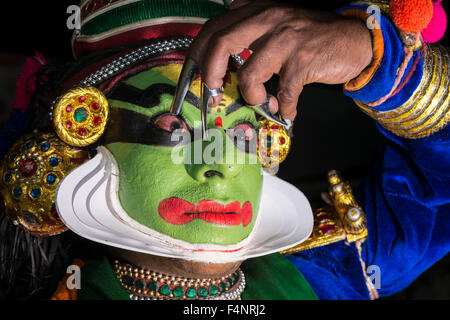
[
  {"left": 0, "top": 132, "right": 89, "bottom": 236},
  {"left": 53, "top": 86, "right": 109, "bottom": 147},
  {"left": 257, "top": 118, "right": 292, "bottom": 170}
]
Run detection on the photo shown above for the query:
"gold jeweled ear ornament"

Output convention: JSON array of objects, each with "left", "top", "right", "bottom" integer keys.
[
  {"left": 0, "top": 132, "right": 89, "bottom": 236},
  {"left": 257, "top": 118, "right": 292, "bottom": 172},
  {"left": 53, "top": 86, "right": 109, "bottom": 147}
]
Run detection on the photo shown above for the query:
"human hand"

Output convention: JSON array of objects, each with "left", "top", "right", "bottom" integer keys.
[{"left": 188, "top": 0, "right": 373, "bottom": 120}]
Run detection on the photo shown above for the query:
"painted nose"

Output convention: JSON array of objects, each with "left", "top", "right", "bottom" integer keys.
[
  {"left": 186, "top": 163, "right": 243, "bottom": 183},
  {"left": 184, "top": 128, "right": 244, "bottom": 183}
]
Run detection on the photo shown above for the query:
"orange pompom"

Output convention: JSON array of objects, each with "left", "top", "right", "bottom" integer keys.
[{"left": 390, "top": 0, "right": 434, "bottom": 33}]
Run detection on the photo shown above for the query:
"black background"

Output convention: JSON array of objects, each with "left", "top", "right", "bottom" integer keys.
[{"left": 0, "top": 1, "right": 448, "bottom": 299}]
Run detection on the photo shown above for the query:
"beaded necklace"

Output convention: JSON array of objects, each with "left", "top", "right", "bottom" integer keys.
[{"left": 113, "top": 260, "right": 246, "bottom": 300}]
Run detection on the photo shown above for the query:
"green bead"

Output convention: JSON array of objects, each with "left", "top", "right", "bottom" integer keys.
[
  {"left": 232, "top": 273, "right": 239, "bottom": 282},
  {"left": 186, "top": 287, "right": 197, "bottom": 298},
  {"left": 135, "top": 279, "right": 146, "bottom": 290},
  {"left": 197, "top": 286, "right": 208, "bottom": 298},
  {"left": 74, "top": 108, "right": 89, "bottom": 123},
  {"left": 227, "top": 277, "right": 233, "bottom": 287},
  {"left": 265, "top": 136, "right": 272, "bottom": 148},
  {"left": 173, "top": 286, "right": 184, "bottom": 298},
  {"left": 209, "top": 285, "right": 218, "bottom": 296},
  {"left": 159, "top": 284, "right": 171, "bottom": 296},
  {"left": 148, "top": 281, "right": 159, "bottom": 291},
  {"left": 122, "top": 276, "right": 134, "bottom": 287},
  {"left": 219, "top": 282, "right": 227, "bottom": 292}
]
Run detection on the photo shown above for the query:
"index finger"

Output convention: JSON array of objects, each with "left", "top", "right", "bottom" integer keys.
[
  {"left": 187, "top": 3, "right": 258, "bottom": 66},
  {"left": 200, "top": 10, "right": 277, "bottom": 101}
]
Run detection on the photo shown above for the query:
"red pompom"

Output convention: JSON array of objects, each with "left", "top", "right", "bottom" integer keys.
[{"left": 390, "top": 0, "right": 434, "bottom": 33}]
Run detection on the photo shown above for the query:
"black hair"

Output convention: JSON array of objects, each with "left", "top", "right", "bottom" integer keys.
[
  {"left": 0, "top": 38, "right": 192, "bottom": 299},
  {"left": 0, "top": 56, "right": 107, "bottom": 300}
]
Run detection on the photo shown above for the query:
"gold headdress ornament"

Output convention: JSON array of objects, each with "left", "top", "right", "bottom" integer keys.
[
  {"left": 0, "top": 132, "right": 89, "bottom": 236},
  {"left": 53, "top": 86, "right": 109, "bottom": 147},
  {"left": 258, "top": 118, "right": 292, "bottom": 171}
]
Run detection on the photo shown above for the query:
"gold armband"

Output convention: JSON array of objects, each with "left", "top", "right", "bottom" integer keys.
[
  {"left": 356, "top": 44, "right": 450, "bottom": 139},
  {"left": 281, "top": 170, "right": 368, "bottom": 254}
]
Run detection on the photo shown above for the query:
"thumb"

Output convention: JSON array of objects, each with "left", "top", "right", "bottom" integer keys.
[
  {"left": 277, "top": 84, "right": 302, "bottom": 121},
  {"left": 229, "top": 0, "right": 253, "bottom": 9}
]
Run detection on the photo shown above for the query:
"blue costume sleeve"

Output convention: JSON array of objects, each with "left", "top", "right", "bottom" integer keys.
[
  {"left": 356, "top": 125, "right": 450, "bottom": 297},
  {"left": 286, "top": 4, "right": 449, "bottom": 299}
]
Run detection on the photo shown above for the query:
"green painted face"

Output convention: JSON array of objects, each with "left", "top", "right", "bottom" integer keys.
[{"left": 105, "top": 64, "right": 263, "bottom": 245}]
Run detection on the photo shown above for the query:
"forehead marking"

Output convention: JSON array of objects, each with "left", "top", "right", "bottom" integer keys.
[{"left": 215, "top": 117, "right": 223, "bottom": 128}]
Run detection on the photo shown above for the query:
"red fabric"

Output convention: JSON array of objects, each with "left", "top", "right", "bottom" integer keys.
[
  {"left": 81, "top": 0, "right": 123, "bottom": 20},
  {"left": 99, "top": 54, "right": 185, "bottom": 94},
  {"left": 73, "top": 23, "right": 203, "bottom": 59},
  {"left": 12, "top": 51, "right": 47, "bottom": 113}
]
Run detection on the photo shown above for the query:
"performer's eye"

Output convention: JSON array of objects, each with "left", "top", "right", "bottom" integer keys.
[
  {"left": 154, "top": 114, "right": 188, "bottom": 133},
  {"left": 226, "top": 122, "right": 257, "bottom": 154},
  {"left": 227, "top": 123, "right": 255, "bottom": 142}
]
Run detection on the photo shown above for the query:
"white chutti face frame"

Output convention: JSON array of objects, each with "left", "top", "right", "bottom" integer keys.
[{"left": 56, "top": 147, "right": 313, "bottom": 263}]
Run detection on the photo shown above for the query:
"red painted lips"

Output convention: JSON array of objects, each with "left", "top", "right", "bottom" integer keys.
[{"left": 158, "top": 198, "right": 253, "bottom": 227}]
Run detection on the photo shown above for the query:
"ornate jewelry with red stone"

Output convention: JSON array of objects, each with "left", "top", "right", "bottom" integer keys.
[
  {"left": 281, "top": 171, "right": 368, "bottom": 254},
  {"left": 0, "top": 132, "right": 89, "bottom": 236},
  {"left": 257, "top": 118, "right": 292, "bottom": 171},
  {"left": 52, "top": 86, "right": 109, "bottom": 147}
]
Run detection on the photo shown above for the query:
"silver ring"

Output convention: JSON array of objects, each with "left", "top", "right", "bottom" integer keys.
[
  {"left": 248, "top": 96, "right": 293, "bottom": 130},
  {"left": 224, "top": 0, "right": 235, "bottom": 6},
  {"left": 204, "top": 83, "right": 224, "bottom": 97}
]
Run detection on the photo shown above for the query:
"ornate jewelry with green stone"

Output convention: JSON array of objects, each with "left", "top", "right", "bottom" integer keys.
[{"left": 114, "top": 260, "right": 246, "bottom": 300}]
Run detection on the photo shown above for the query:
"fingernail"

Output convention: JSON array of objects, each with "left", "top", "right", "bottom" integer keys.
[{"left": 268, "top": 96, "right": 279, "bottom": 114}]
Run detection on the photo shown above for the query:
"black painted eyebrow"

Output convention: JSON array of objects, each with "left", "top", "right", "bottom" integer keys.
[
  {"left": 103, "top": 107, "right": 195, "bottom": 147},
  {"left": 225, "top": 97, "right": 247, "bottom": 115},
  {"left": 107, "top": 82, "right": 201, "bottom": 109}
]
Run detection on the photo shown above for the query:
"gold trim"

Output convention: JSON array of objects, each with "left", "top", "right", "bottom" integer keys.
[
  {"left": 281, "top": 171, "right": 368, "bottom": 254},
  {"left": 280, "top": 207, "right": 347, "bottom": 254},
  {"left": 350, "top": 1, "right": 390, "bottom": 14},
  {"left": 386, "top": 47, "right": 449, "bottom": 137},
  {"left": 382, "top": 49, "right": 437, "bottom": 123},
  {"left": 327, "top": 170, "right": 368, "bottom": 242},
  {"left": 382, "top": 47, "right": 446, "bottom": 126},
  {"left": 355, "top": 45, "right": 434, "bottom": 121},
  {"left": 355, "top": 45, "right": 450, "bottom": 139},
  {"left": 358, "top": 47, "right": 435, "bottom": 121}
]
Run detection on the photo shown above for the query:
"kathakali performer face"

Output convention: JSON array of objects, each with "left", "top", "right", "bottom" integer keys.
[
  {"left": 104, "top": 63, "right": 263, "bottom": 245},
  {"left": 0, "top": 3, "right": 311, "bottom": 265},
  {"left": 53, "top": 55, "right": 309, "bottom": 263}
]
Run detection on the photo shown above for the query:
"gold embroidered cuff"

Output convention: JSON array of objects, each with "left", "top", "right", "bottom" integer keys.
[{"left": 355, "top": 44, "right": 450, "bottom": 139}]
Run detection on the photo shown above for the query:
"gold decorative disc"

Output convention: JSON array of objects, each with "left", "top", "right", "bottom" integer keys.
[
  {"left": 0, "top": 132, "right": 89, "bottom": 236},
  {"left": 257, "top": 119, "right": 292, "bottom": 169},
  {"left": 53, "top": 86, "right": 109, "bottom": 147}
]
